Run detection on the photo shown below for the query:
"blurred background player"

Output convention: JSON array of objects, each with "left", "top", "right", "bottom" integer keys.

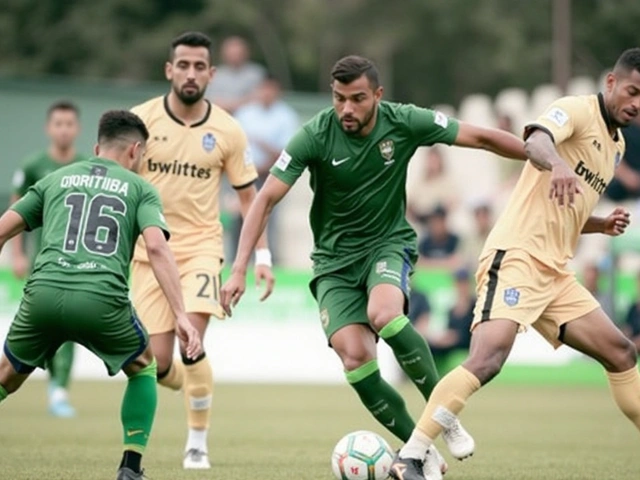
[
  {"left": 10, "top": 100, "right": 89, "bottom": 418},
  {"left": 205, "top": 35, "right": 266, "bottom": 114},
  {"left": 130, "top": 31, "right": 274, "bottom": 469},
  {"left": 0, "top": 110, "right": 201, "bottom": 480},
  {"left": 221, "top": 54, "right": 527, "bottom": 477}
]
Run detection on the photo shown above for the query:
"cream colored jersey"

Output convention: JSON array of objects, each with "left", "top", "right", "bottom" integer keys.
[
  {"left": 483, "top": 94, "right": 625, "bottom": 271},
  {"left": 131, "top": 96, "right": 257, "bottom": 262}
]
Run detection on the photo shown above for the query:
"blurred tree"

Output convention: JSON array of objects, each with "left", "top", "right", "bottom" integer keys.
[{"left": 0, "top": 0, "right": 638, "bottom": 106}]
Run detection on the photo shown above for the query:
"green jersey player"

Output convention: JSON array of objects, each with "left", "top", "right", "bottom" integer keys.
[
  {"left": 0, "top": 110, "right": 202, "bottom": 480},
  {"left": 10, "top": 100, "right": 89, "bottom": 418},
  {"left": 221, "top": 55, "right": 526, "bottom": 477}
]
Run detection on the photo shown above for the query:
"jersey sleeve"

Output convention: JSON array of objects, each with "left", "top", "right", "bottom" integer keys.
[
  {"left": 12, "top": 161, "right": 35, "bottom": 197},
  {"left": 403, "top": 105, "right": 460, "bottom": 147},
  {"left": 223, "top": 126, "right": 258, "bottom": 189},
  {"left": 524, "top": 96, "right": 588, "bottom": 145},
  {"left": 137, "top": 183, "right": 170, "bottom": 240},
  {"left": 10, "top": 183, "right": 44, "bottom": 231},
  {"left": 269, "top": 128, "right": 315, "bottom": 186}
]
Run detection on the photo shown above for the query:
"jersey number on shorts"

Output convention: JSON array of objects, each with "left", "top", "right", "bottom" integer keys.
[
  {"left": 63, "top": 193, "right": 126, "bottom": 256},
  {"left": 196, "top": 273, "right": 220, "bottom": 301}
]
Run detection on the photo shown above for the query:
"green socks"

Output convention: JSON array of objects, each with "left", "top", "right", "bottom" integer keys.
[
  {"left": 380, "top": 316, "right": 440, "bottom": 401},
  {"left": 121, "top": 360, "right": 158, "bottom": 453},
  {"left": 346, "top": 359, "right": 415, "bottom": 442},
  {"left": 0, "top": 384, "right": 7, "bottom": 404},
  {"left": 48, "top": 342, "right": 75, "bottom": 388}
]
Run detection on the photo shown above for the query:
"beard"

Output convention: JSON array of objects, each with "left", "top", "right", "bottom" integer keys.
[
  {"left": 340, "top": 105, "right": 376, "bottom": 135},
  {"left": 174, "top": 83, "right": 205, "bottom": 106}
]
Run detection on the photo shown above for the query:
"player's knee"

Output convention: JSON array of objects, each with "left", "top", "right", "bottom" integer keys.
[
  {"left": 607, "top": 337, "right": 638, "bottom": 372},
  {"left": 367, "top": 306, "right": 402, "bottom": 332},
  {"left": 153, "top": 348, "right": 173, "bottom": 374},
  {"left": 339, "top": 346, "right": 375, "bottom": 372}
]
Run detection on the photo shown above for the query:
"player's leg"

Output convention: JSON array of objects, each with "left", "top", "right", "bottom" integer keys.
[
  {"left": 314, "top": 269, "right": 417, "bottom": 442},
  {"left": 178, "top": 257, "right": 222, "bottom": 469},
  {"left": 0, "top": 350, "right": 34, "bottom": 403},
  {"left": 46, "top": 341, "right": 76, "bottom": 417},
  {"left": 391, "top": 250, "right": 547, "bottom": 479},
  {"left": 131, "top": 260, "right": 184, "bottom": 391},
  {"left": 366, "top": 248, "right": 474, "bottom": 461},
  {"left": 180, "top": 311, "right": 213, "bottom": 469}
]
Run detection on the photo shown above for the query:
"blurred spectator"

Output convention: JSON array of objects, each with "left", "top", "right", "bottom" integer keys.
[
  {"left": 206, "top": 36, "right": 265, "bottom": 114},
  {"left": 427, "top": 268, "right": 475, "bottom": 369},
  {"left": 417, "top": 204, "right": 461, "bottom": 270},
  {"left": 622, "top": 271, "right": 640, "bottom": 352},
  {"left": 407, "top": 278, "right": 432, "bottom": 337},
  {"left": 582, "top": 262, "right": 615, "bottom": 321},
  {"left": 462, "top": 202, "right": 494, "bottom": 269},
  {"left": 231, "top": 74, "right": 299, "bottom": 263},
  {"left": 605, "top": 115, "right": 640, "bottom": 201},
  {"left": 407, "top": 147, "right": 458, "bottom": 228}
]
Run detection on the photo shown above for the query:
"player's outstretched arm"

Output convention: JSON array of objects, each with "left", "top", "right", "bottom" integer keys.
[
  {"left": 525, "top": 129, "right": 583, "bottom": 206},
  {"left": 143, "top": 226, "right": 202, "bottom": 359},
  {"left": 0, "top": 210, "right": 27, "bottom": 253},
  {"left": 235, "top": 184, "right": 275, "bottom": 301},
  {"left": 582, "top": 207, "right": 630, "bottom": 236},
  {"left": 221, "top": 175, "right": 292, "bottom": 316},
  {"left": 453, "top": 122, "right": 527, "bottom": 160}
]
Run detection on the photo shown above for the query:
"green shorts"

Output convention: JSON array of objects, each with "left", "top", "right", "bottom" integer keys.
[
  {"left": 310, "top": 245, "right": 416, "bottom": 344},
  {"left": 4, "top": 285, "right": 149, "bottom": 376}
]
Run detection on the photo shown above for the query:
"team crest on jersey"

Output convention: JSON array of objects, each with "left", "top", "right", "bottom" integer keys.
[
  {"left": 378, "top": 139, "right": 395, "bottom": 166},
  {"left": 615, "top": 151, "right": 622, "bottom": 168},
  {"left": 376, "top": 261, "right": 387, "bottom": 274},
  {"left": 503, "top": 288, "right": 520, "bottom": 307},
  {"left": 320, "top": 308, "right": 330, "bottom": 329},
  {"left": 202, "top": 133, "right": 216, "bottom": 153}
]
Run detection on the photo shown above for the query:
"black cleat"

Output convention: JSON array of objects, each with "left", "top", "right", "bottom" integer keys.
[
  {"left": 116, "top": 467, "right": 145, "bottom": 480},
  {"left": 389, "top": 456, "right": 426, "bottom": 480}
]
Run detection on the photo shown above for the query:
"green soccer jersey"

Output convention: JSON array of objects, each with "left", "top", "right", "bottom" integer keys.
[
  {"left": 11, "top": 157, "right": 169, "bottom": 304},
  {"left": 270, "top": 101, "right": 459, "bottom": 276},
  {"left": 12, "top": 151, "right": 89, "bottom": 263}
]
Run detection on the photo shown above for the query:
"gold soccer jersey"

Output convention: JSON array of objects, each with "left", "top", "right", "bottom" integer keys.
[
  {"left": 131, "top": 96, "right": 257, "bottom": 262},
  {"left": 482, "top": 93, "right": 625, "bottom": 272}
]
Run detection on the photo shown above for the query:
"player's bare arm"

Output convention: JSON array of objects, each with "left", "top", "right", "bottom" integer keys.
[
  {"left": 582, "top": 207, "right": 630, "bottom": 236},
  {"left": 524, "top": 129, "right": 583, "bottom": 206},
  {"left": 221, "top": 175, "right": 291, "bottom": 315},
  {"left": 235, "top": 184, "right": 275, "bottom": 301},
  {"left": 8, "top": 194, "right": 29, "bottom": 279},
  {"left": 143, "top": 226, "right": 202, "bottom": 359},
  {"left": 0, "top": 210, "right": 27, "bottom": 251},
  {"left": 453, "top": 122, "right": 527, "bottom": 160}
]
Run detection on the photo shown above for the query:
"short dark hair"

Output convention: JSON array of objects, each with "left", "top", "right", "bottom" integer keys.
[
  {"left": 614, "top": 48, "right": 640, "bottom": 76},
  {"left": 97, "top": 110, "right": 149, "bottom": 147},
  {"left": 46, "top": 100, "right": 79, "bottom": 119},
  {"left": 170, "top": 31, "right": 212, "bottom": 61},
  {"left": 331, "top": 55, "right": 380, "bottom": 89}
]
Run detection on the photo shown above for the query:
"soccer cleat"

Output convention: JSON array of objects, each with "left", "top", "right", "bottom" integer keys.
[
  {"left": 116, "top": 467, "right": 145, "bottom": 480},
  {"left": 441, "top": 419, "right": 474, "bottom": 460},
  {"left": 389, "top": 456, "right": 426, "bottom": 480},
  {"left": 422, "top": 447, "right": 445, "bottom": 480},
  {"left": 183, "top": 448, "right": 211, "bottom": 469},
  {"left": 431, "top": 445, "right": 448, "bottom": 475},
  {"left": 48, "top": 384, "right": 76, "bottom": 418}
]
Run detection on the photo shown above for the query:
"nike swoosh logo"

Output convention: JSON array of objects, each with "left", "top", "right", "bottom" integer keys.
[
  {"left": 331, "top": 157, "right": 351, "bottom": 166},
  {"left": 415, "top": 375, "right": 427, "bottom": 385},
  {"left": 126, "top": 429, "right": 145, "bottom": 437},
  {"left": 385, "top": 418, "right": 396, "bottom": 427}
]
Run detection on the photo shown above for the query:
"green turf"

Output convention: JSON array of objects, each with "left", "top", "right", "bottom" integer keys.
[{"left": 0, "top": 380, "right": 638, "bottom": 479}]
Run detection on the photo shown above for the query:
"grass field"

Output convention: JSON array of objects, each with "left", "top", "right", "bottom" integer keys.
[{"left": 1, "top": 380, "right": 638, "bottom": 480}]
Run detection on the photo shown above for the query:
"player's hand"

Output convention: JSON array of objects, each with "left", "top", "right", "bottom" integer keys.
[
  {"left": 550, "top": 162, "right": 583, "bottom": 206},
  {"left": 175, "top": 314, "right": 202, "bottom": 360},
  {"left": 12, "top": 254, "right": 29, "bottom": 279},
  {"left": 603, "top": 207, "right": 631, "bottom": 236},
  {"left": 254, "top": 264, "right": 275, "bottom": 302},
  {"left": 220, "top": 271, "right": 247, "bottom": 317}
]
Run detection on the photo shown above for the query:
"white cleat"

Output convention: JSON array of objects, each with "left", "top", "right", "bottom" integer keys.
[
  {"left": 441, "top": 418, "right": 475, "bottom": 460},
  {"left": 183, "top": 448, "right": 211, "bottom": 469},
  {"left": 422, "top": 446, "right": 445, "bottom": 480}
]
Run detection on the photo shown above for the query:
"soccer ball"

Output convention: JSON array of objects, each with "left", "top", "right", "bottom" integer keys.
[{"left": 331, "top": 430, "right": 394, "bottom": 480}]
